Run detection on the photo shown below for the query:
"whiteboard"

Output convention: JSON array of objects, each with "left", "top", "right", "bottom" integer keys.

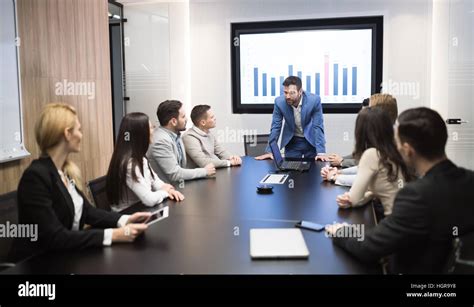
[{"left": 0, "top": 0, "right": 30, "bottom": 163}]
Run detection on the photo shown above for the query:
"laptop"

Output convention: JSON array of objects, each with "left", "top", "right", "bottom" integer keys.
[
  {"left": 269, "top": 141, "right": 311, "bottom": 171},
  {"left": 250, "top": 228, "right": 310, "bottom": 259}
]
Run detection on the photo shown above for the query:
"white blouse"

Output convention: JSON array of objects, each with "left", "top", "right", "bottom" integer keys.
[{"left": 113, "top": 157, "right": 169, "bottom": 212}]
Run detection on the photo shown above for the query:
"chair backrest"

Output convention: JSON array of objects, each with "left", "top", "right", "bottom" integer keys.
[
  {"left": 0, "top": 191, "right": 18, "bottom": 263},
  {"left": 243, "top": 134, "right": 270, "bottom": 157},
  {"left": 445, "top": 231, "right": 474, "bottom": 274},
  {"left": 87, "top": 176, "right": 111, "bottom": 211}
]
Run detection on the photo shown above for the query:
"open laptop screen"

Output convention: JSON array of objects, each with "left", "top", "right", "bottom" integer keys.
[{"left": 269, "top": 141, "right": 284, "bottom": 167}]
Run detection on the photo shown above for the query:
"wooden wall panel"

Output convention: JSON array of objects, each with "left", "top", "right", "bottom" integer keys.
[{"left": 0, "top": 0, "right": 114, "bottom": 195}]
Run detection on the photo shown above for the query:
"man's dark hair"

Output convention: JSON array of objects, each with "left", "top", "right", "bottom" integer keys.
[
  {"left": 191, "top": 105, "right": 211, "bottom": 126},
  {"left": 282, "top": 76, "right": 302, "bottom": 91},
  {"left": 397, "top": 107, "right": 447, "bottom": 160},
  {"left": 157, "top": 100, "right": 182, "bottom": 126}
]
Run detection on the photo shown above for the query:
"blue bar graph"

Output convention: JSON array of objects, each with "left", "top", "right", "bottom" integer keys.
[
  {"left": 315, "top": 73, "right": 320, "bottom": 95},
  {"left": 262, "top": 73, "right": 267, "bottom": 96},
  {"left": 352, "top": 67, "right": 357, "bottom": 95},
  {"left": 271, "top": 77, "right": 276, "bottom": 96},
  {"left": 280, "top": 76, "right": 284, "bottom": 95},
  {"left": 343, "top": 68, "right": 348, "bottom": 95},
  {"left": 253, "top": 68, "right": 258, "bottom": 96},
  {"left": 251, "top": 62, "right": 358, "bottom": 98}
]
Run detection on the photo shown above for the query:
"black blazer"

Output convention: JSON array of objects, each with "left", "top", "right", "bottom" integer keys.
[
  {"left": 10, "top": 156, "right": 121, "bottom": 261},
  {"left": 333, "top": 159, "right": 474, "bottom": 274}
]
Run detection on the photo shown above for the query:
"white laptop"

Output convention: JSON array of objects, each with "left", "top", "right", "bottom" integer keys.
[{"left": 250, "top": 228, "right": 310, "bottom": 259}]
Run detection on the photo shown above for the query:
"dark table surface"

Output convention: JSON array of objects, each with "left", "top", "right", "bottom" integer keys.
[{"left": 3, "top": 156, "right": 381, "bottom": 274}]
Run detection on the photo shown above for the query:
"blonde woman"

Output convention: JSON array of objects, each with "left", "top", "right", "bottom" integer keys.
[{"left": 12, "top": 103, "right": 151, "bottom": 260}]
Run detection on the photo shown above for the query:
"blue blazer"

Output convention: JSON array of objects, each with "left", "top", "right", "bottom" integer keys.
[{"left": 265, "top": 92, "right": 326, "bottom": 154}]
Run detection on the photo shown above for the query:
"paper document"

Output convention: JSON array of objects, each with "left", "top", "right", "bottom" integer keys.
[{"left": 260, "top": 174, "right": 289, "bottom": 184}]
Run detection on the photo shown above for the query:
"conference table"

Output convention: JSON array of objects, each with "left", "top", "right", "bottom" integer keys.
[{"left": 3, "top": 157, "right": 381, "bottom": 274}]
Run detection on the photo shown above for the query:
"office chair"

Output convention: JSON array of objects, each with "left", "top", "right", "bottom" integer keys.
[
  {"left": 243, "top": 134, "right": 270, "bottom": 157},
  {"left": 87, "top": 176, "right": 112, "bottom": 211},
  {"left": 445, "top": 231, "right": 474, "bottom": 274},
  {"left": 0, "top": 191, "right": 18, "bottom": 271}
]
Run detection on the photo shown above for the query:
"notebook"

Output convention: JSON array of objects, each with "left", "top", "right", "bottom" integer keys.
[{"left": 250, "top": 228, "right": 310, "bottom": 259}]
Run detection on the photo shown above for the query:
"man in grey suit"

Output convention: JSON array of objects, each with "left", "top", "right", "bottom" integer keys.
[{"left": 147, "top": 100, "right": 216, "bottom": 183}]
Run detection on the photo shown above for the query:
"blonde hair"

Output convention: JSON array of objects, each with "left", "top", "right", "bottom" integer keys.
[
  {"left": 369, "top": 93, "right": 398, "bottom": 125},
  {"left": 35, "top": 103, "right": 83, "bottom": 191}
]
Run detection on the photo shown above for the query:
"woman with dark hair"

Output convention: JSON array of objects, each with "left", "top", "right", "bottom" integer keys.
[
  {"left": 106, "top": 112, "right": 184, "bottom": 212},
  {"left": 330, "top": 107, "right": 413, "bottom": 216}
]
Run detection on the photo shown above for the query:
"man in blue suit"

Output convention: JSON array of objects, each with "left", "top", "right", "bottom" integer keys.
[{"left": 256, "top": 76, "right": 326, "bottom": 160}]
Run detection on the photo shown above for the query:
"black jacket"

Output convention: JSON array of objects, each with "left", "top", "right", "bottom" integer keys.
[
  {"left": 333, "top": 159, "right": 474, "bottom": 274},
  {"left": 10, "top": 156, "right": 121, "bottom": 261}
]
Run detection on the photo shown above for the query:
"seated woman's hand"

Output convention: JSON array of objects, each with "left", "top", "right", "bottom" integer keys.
[
  {"left": 112, "top": 223, "right": 148, "bottom": 243},
  {"left": 336, "top": 192, "right": 352, "bottom": 209},
  {"left": 321, "top": 166, "right": 338, "bottom": 181},
  {"left": 160, "top": 183, "right": 184, "bottom": 201},
  {"left": 168, "top": 189, "right": 185, "bottom": 201},
  {"left": 126, "top": 212, "right": 152, "bottom": 224}
]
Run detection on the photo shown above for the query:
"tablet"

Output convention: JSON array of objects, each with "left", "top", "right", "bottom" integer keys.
[{"left": 147, "top": 206, "right": 169, "bottom": 226}]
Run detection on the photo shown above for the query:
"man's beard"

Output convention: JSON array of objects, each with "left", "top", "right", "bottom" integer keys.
[{"left": 286, "top": 95, "right": 300, "bottom": 106}]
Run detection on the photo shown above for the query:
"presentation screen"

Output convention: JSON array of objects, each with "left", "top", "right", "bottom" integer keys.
[{"left": 231, "top": 16, "right": 383, "bottom": 113}]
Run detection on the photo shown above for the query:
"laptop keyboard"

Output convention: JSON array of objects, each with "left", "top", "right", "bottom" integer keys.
[{"left": 283, "top": 161, "right": 300, "bottom": 169}]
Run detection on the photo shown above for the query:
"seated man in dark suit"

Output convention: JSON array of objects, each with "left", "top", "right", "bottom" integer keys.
[{"left": 326, "top": 107, "right": 474, "bottom": 274}]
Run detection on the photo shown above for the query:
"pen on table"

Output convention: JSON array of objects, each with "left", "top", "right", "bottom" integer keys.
[{"left": 279, "top": 175, "right": 287, "bottom": 183}]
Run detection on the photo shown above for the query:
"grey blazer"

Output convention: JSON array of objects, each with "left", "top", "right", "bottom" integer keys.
[
  {"left": 182, "top": 126, "right": 232, "bottom": 168},
  {"left": 147, "top": 127, "right": 207, "bottom": 183}
]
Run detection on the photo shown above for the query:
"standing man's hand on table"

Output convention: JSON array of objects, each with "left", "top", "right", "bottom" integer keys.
[
  {"left": 327, "top": 154, "right": 344, "bottom": 166},
  {"left": 255, "top": 153, "right": 273, "bottom": 160},
  {"left": 315, "top": 154, "right": 330, "bottom": 161}
]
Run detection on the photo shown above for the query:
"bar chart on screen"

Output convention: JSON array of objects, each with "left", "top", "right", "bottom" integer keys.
[{"left": 239, "top": 29, "right": 372, "bottom": 105}]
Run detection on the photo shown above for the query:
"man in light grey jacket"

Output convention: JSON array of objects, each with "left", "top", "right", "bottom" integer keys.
[
  {"left": 183, "top": 105, "right": 242, "bottom": 168},
  {"left": 147, "top": 100, "right": 216, "bottom": 183}
]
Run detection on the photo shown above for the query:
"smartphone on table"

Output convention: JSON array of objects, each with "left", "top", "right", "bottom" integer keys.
[{"left": 295, "top": 220, "right": 325, "bottom": 232}]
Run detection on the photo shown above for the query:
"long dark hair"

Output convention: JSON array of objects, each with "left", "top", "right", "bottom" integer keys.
[
  {"left": 353, "top": 107, "right": 412, "bottom": 182},
  {"left": 106, "top": 112, "right": 155, "bottom": 205}
]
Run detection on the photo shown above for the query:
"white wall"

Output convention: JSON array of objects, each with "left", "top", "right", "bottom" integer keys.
[{"left": 188, "top": 0, "right": 433, "bottom": 155}]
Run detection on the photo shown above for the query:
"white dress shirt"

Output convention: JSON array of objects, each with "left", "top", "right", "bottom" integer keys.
[
  {"left": 292, "top": 96, "right": 304, "bottom": 137},
  {"left": 58, "top": 170, "right": 129, "bottom": 246}
]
